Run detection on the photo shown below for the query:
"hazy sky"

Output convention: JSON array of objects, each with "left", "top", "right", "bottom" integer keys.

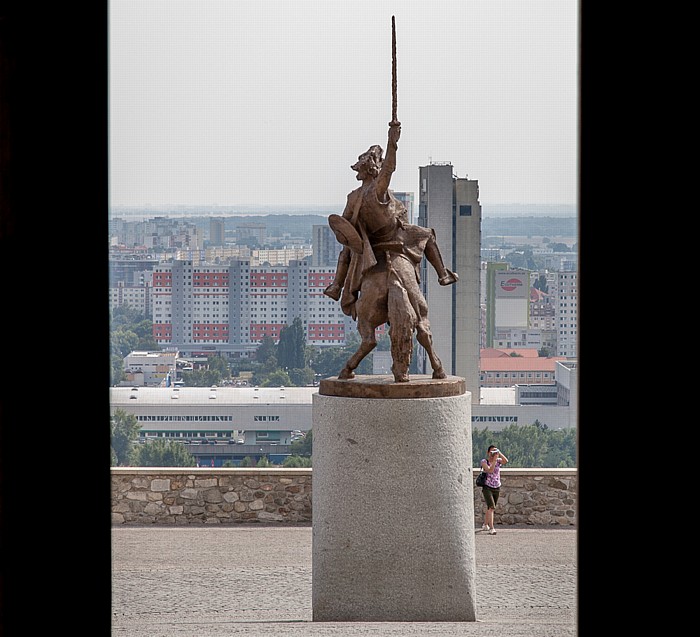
[{"left": 109, "top": 0, "right": 579, "bottom": 208}]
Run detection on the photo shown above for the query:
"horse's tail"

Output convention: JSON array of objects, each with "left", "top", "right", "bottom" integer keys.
[{"left": 388, "top": 280, "right": 416, "bottom": 381}]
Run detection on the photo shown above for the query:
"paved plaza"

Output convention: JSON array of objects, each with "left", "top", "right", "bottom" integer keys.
[{"left": 112, "top": 525, "right": 577, "bottom": 636}]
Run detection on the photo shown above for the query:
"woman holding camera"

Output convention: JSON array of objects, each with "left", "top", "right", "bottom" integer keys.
[{"left": 480, "top": 444, "right": 509, "bottom": 535}]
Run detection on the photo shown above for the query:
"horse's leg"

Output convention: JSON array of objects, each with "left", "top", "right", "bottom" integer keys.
[
  {"left": 338, "top": 316, "right": 378, "bottom": 379},
  {"left": 387, "top": 280, "right": 417, "bottom": 382},
  {"left": 416, "top": 322, "right": 446, "bottom": 379},
  {"left": 393, "top": 256, "right": 447, "bottom": 380}
]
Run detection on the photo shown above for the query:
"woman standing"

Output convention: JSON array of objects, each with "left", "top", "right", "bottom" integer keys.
[{"left": 480, "top": 445, "right": 509, "bottom": 535}]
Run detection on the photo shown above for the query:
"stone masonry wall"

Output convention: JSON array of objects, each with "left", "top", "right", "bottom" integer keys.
[{"left": 111, "top": 467, "right": 576, "bottom": 526}]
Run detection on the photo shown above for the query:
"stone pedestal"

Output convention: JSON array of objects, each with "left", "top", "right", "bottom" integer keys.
[{"left": 312, "top": 375, "right": 476, "bottom": 622}]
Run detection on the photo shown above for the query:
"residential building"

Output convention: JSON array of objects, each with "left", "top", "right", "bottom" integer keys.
[
  {"left": 109, "top": 216, "right": 203, "bottom": 251},
  {"left": 109, "top": 280, "right": 153, "bottom": 316},
  {"left": 554, "top": 271, "right": 577, "bottom": 357},
  {"left": 311, "top": 224, "right": 343, "bottom": 267},
  {"left": 151, "top": 259, "right": 348, "bottom": 359},
  {"left": 108, "top": 256, "right": 158, "bottom": 287}
]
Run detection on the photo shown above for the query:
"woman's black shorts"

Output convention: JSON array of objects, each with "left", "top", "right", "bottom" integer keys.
[{"left": 482, "top": 485, "right": 500, "bottom": 509}]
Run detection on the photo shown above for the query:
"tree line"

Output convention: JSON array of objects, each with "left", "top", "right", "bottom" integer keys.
[{"left": 110, "top": 306, "right": 404, "bottom": 387}]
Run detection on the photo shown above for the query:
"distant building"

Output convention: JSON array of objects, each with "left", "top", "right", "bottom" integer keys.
[
  {"left": 209, "top": 217, "right": 225, "bottom": 246},
  {"left": 236, "top": 222, "right": 266, "bottom": 245},
  {"left": 311, "top": 224, "right": 343, "bottom": 267},
  {"left": 108, "top": 256, "right": 158, "bottom": 287},
  {"left": 417, "top": 163, "right": 481, "bottom": 403},
  {"left": 255, "top": 246, "right": 313, "bottom": 266},
  {"left": 109, "top": 280, "right": 153, "bottom": 316},
  {"left": 122, "top": 350, "right": 179, "bottom": 387},
  {"left": 393, "top": 191, "right": 415, "bottom": 224},
  {"left": 110, "top": 366, "right": 576, "bottom": 469},
  {"left": 109, "top": 217, "right": 203, "bottom": 251},
  {"left": 554, "top": 271, "right": 577, "bottom": 358},
  {"left": 151, "top": 259, "right": 350, "bottom": 358},
  {"left": 484, "top": 264, "right": 573, "bottom": 357},
  {"left": 479, "top": 351, "right": 567, "bottom": 388}
]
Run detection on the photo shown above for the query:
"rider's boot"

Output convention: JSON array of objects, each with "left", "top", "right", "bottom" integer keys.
[
  {"left": 324, "top": 249, "right": 350, "bottom": 301},
  {"left": 424, "top": 232, "right": 459, "bottom": 286}
]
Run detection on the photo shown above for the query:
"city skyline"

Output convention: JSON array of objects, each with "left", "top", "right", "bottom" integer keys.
[{"left": 109, "top": 1, "right": 579, "bottom": 209}]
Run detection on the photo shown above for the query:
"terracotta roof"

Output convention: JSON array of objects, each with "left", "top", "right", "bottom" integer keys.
[
  {"left": 480, "top": 348, "right": 510, "bottom": 358},
  {"left": 480, "top": 356, "right": 566, "bottom": 372}
]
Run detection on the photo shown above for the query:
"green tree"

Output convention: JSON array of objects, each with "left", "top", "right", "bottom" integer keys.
[
  {"left": 256, "top": 336, "right": 277, "bottom": 366},
  {"left": 180, "top": 368, "right": 223, "bottom": 387},
  {"left": 261, "top": 369, "right": 292, "bottom": 387},
  {"left": 133, "top": 439, "right": 196, "bottom": 467},
  {"left": 111, "top": 304, "right": 147, "bottom": 328},
  {"left": 288, "top": 367, "right": 315, "bottom": 386},
  {"left": 545, "top": 427, "right": 577, "bottom": 467},
  {"left": 111, "top": 353, "right": 126, "bottom": 386},
  {"left": 278, "top": 317, "right": 306, "bottom": 370},
  {"left": 131, "top": 319, "right": 160, "bottom": 350},
  {"left": 110, "top": 306, "right": 160, "bottom": 355},
  {"left": 533, "top": 274, "right": 549, "bottom": 293},
  {"left": 111, "top": 328, "right": 139, "bottom": 360},
  {"left": 311, "top": 346, "right": 351, "bottom": 377},
  {"left": 111, "top": 408, "right": 141, "bottom": 466},
  {"left": 283, "top": 455, "right": 312, "bottom": 467},
  {"left": 206, "top": 355, "right": 230, "bottom": 380},
  {"left": 549, "top": 242, "right": 570, "bottom": 252},
  {"left": 239, "top": 456, "right": 256, "bottom": 467},
  {"left": 472, "top": 421, "right": 576, "bottom": 468},
  {"left": 290, "top": 430, "right": 312, "bottom": 457}
]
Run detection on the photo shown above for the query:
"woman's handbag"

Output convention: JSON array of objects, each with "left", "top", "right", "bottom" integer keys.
[{"left": 475, "top": 470, "right": 487, "bottom": 487}]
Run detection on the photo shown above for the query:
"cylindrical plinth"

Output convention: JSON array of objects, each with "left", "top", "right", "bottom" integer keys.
[{"left": 312, "top": 377, "right": 476, "bottom": 622}]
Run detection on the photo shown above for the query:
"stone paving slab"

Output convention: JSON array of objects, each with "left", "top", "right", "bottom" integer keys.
[{"left": 112, "top": 525, "right": 577, "bottom": 637}]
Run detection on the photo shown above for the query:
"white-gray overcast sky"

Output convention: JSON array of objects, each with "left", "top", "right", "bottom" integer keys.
[{"left": 109, "top": 0, "right": 579, "bottom": 209}]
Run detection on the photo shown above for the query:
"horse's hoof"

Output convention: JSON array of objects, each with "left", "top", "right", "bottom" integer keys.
[
  {"left": 338, "top": 369, "right": 355, "bottom": 380},
  {"left": 394, "top": 374, "right": 409, "bottom": 383},
  {"left": 432, "top": 369, "right": 447, "bottom": 379}
]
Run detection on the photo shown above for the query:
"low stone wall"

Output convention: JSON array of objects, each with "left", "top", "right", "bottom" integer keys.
[
  {"left": 473, "top": 468, "right": 577, "bottom": 526},
  {"left": 111, "top": 468, "right": 312, "bottom": 525},
  {"left": 111, "top": 467, "right": 576, "bottom": 526}
]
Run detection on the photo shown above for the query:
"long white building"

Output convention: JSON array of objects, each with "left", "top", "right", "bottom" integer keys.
[{"left": 111, "top": 359, "right": 576, "bottom": 445}]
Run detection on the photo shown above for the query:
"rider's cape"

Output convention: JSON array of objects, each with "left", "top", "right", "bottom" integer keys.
[{"left": 340, "top": 219, "right": 434, "bottom": 320}]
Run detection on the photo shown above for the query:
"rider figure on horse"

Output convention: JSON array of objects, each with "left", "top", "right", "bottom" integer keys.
[{"left": 324, "top": 120, "right": 459, "bottom": 320}]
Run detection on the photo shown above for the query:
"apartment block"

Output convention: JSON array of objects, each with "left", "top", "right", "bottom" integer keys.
[{"left": 151, "top": 259, "right": 348, "bottom": 358}]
